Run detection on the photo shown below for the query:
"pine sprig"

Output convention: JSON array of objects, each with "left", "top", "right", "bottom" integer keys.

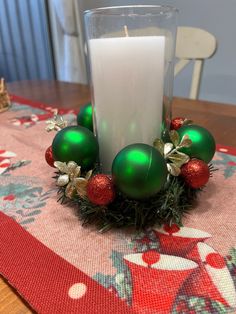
[
  {"left": 57, "top": 175, "right": 200, "bottom": 232},
  {"left": 53, "top": 171, "right": 68, "bottom": 204}
]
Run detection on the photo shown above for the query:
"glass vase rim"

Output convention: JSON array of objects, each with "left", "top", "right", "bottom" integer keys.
[{"left": 84, "top": 5, "right": 178, "bottom": 17}]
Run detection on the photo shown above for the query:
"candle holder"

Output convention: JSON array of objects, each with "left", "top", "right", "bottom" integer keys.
[
  {"left": 46, "top": 6, "right": 216, "bottom": 232},
  {"left": 84, "top": 5, "right": 178, "bottom": 173}
]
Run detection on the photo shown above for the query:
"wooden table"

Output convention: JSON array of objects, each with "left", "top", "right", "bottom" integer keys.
[
  {"left": 7, "top": 80, "right": 236, "bottom": 147},
  {"left": 1, "top": 80, "right": 236, "bottom": 313}
]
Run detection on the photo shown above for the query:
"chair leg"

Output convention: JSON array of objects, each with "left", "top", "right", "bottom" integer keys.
[{"left": 190, "top": 60, "right": 203, "bottom": 100}]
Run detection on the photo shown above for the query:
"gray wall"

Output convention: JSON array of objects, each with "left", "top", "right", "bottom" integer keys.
[
  {"left": 0, "top": 0, "right": 55, "bottom": 82},
  {"left": 80, "top": 0, "right": 236, "bottom": 104}
]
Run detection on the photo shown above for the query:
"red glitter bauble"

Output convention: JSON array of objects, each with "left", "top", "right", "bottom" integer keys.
[
  {"left": 45, "top": 146, "right": 55, "bottom": 167},
  {"left": 181, "top": 159, "right": 210, "bottom": 189},
  {"left": 142, "top": 250, "right": 160, "bottom": 266},
  {"left": 87, "top": 174, "right": 116, "bottom": 206},
  {"left": 170, "top": 117, "right": 185, "bottom": 130}
]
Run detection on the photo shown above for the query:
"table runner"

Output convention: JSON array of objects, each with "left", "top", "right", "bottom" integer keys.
[{"left": 0, "top": 95, "right": 236, "bottom": 314}]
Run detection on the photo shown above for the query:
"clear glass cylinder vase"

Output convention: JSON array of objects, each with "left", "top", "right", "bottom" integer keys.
[{"left": 84, "top": 5, "right": 178, "bottom": 173}]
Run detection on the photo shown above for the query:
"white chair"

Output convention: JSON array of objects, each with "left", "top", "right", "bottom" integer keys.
[{"left": 175, "top": 27, "right": 217, "bottom": 100}]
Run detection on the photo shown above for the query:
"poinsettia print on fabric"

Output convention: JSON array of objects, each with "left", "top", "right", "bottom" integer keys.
[
  {"left": 0, "top": 149, "right": 31, "bottom": 176},
  {"left": 10, "top": 102, "right": 77, "bottom": 128},
  {"left": 212, "top": 152, "right": 236, "bottom": 179},
  {"left": 95, "top": 226, "right": 236, "bottom": 314},
  {"left": 0, "top": 149, "right": 53, "bottom": 228},
  {"left": 10, "top": 101, "right": 53, "bottom": 127},
  {"left": 0, "top": 148, "right": 32, "bottom": 177},
  {"left": 0, "top": 149, "right": 16, "bottom": 175},
  {"left": 0, "top": 180, "right": 54, "bottom": 228}
]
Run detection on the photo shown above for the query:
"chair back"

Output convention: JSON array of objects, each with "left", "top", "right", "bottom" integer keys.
[{"left": 175, "top": 26, "right": 217, "bottom": 99}]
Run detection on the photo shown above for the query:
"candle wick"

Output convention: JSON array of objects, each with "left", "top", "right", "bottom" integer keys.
[{"left": 124, "top": 25, "right": 129, "bottom": 37}]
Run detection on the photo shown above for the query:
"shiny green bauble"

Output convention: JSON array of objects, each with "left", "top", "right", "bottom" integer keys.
[
  {"left": 52, "top": 126, "right": 98, "bottom": 170},
  {"left": 77, "top": 102, "right": 93, "bottom": 132},
  {"left": 112, "top": 143, "right": 168, "bottom": 199},
  {"left": 177, "top": 124, "right": 216, "bottom": 163}
]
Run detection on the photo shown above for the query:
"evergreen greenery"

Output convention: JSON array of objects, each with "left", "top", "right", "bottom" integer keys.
[
  {"left": 56, "top": 174, "right": 200, "bottom": 232},
  {"left": 54, "top": 128, "right": 216, "bottom": 232}
]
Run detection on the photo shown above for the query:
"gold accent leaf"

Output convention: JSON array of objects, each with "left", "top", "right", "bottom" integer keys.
[
  {"left": 179, "top": 135, "right": 192, "bottom": 148},
  {"left": 85, "top": 170, "right": 93, "bottom": 180},
  {"left": 164, "top": 143, "right": 174, "bottom": 156},
  {"left": 167, "top": 163, "right": 181, "bottom": 176},
  {"left": 168, "top": 152, "right": 190, "bottom": 167},
  {"left": 153, "top": 138, "right": 165, "bottom": 156},
  {"left": 183, "top": 119, "right": 193, "bottom": 126},
  {"left": 45, "top": 111, "right": 68, "bottom": 132},
  {"left": 75, "top": 178, "right": 88, "bottom": 199},
  {"left": 169, "top": 130, "right": 180, "bottom": 147},
  {"left": 54, "top": 161, "right": 68, "bottom": 173},
  {"left": 57, "top": 174, "right": 69, "bottom": 186},
  {"left": 65, "top": 183, "right": 76, "bottom": 199}
]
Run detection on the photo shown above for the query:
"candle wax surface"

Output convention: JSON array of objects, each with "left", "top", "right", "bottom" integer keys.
[{"left": 89, "top": 36, "right": 165, "bottom": 173}]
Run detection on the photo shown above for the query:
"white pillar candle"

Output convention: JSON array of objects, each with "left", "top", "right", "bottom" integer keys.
[{"left": 89, "top": 36, "right": 165, "bottom": 173}]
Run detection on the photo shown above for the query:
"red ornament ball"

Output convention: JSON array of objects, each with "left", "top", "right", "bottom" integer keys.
[
  {"left": 170, "top": 117, "right": 185, "bottom": 130},
  {"left": 87, "top": 174, "right": 116, "bottom": 206},
  {"left": 45, "top": 146, "right": 55, "bottom": 167},
  {"left": 181, "top": 159, "right": 210, "bottom": 189}
]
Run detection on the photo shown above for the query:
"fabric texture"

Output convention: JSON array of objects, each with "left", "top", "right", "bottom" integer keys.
[{"left": 0, "top": 95, "right": 236, "bottom": 314}]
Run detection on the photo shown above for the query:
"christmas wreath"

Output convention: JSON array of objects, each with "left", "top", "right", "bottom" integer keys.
[{"left": 45, "top": 103, "right": 216, "bottom": 232}]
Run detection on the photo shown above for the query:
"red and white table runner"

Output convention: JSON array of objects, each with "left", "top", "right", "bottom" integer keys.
[{"left": 0, "top": 95, "right": 236, "bottom": 313}]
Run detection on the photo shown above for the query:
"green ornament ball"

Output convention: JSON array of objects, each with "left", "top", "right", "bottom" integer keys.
[
  {"left": 177, "top": 124, "right": 216, "bottom": 163},
  {"left": 52, "top": 126, "right": 98, "bottom": 170},
  {"left": 77, "top": 102, "right": 93, "bottom": 132},
  {"left": 112, "top": 143, "right": 168, "bottom": 199}
]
